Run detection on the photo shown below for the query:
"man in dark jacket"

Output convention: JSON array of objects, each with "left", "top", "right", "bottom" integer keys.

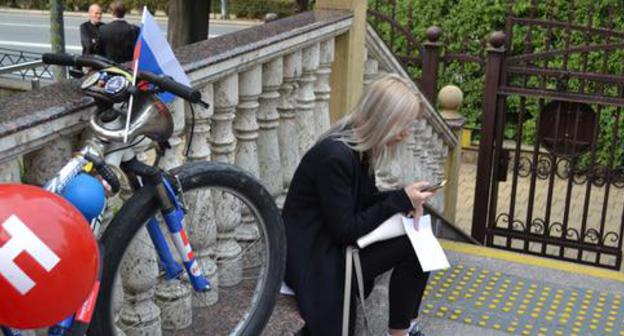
[
  {"left": 79, "top": 3, "right": 104, "bottom": 55},
  {"left": 98, "top": 1, "right": 140, "bottom": 63}
]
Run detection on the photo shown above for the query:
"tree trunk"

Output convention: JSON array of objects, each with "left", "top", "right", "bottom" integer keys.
[
  {"left": 168, "top": 0, "right": 211, "bottom": 49},
  {"left": 49, "top": 0, "right": 66, "bottom": 80}
]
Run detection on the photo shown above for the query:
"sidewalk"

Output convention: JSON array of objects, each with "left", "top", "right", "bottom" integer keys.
[{"left": 418, "top": 241, "right": 624, "bottom": 336}]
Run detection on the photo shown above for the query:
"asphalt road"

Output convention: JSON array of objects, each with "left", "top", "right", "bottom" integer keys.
[{"left": 0, "top": 11, "right": 252, "bottom": 55}]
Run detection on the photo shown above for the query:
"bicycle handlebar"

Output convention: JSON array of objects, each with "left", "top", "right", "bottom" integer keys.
[{"left": 42, "top": 53, "right": 202, "bottom": 104}]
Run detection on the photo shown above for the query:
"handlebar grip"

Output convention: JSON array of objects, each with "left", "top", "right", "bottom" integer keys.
[
  {"left": 42, "top": 53, "right": 77, "bottom": 66},
  {"left": 43, "top": 53, "right": 113, "bottom": 71},
  {"left": 139, "top": 72, "right": 201, "bottom": 103}
]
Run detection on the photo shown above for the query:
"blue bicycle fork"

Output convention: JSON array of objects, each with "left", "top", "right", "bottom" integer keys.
[{"left": 146, "top": 175, "right": 211, "bottom": 292}]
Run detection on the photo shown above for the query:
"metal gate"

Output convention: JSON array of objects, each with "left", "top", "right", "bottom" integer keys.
[{"left": 472, "top": 2, "right": 624, "bottom": 269}]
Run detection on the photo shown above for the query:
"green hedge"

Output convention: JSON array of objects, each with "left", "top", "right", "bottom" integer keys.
[{"left": 369, "top": 0, "right": 624, "bottom": 166}]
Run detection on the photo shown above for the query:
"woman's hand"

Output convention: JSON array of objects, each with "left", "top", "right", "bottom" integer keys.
[{"left": 404, "top": 181, "right": 435, "bottom": 229}]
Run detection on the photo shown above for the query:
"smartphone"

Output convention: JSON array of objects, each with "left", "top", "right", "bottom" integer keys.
[{"left": 421, "top": 179, "right": 447, "bottom": 192}]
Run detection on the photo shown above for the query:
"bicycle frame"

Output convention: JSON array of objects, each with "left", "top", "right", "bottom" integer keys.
[{"left": 2, "top": 143, "right": 211, "bottom": 336}]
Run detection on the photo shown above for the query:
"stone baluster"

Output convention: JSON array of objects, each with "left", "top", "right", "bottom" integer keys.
[
  {"left": 211, "top": 75, "right": 243, "bottom": 287},
  {"left": 427, "top": 132, "right": 440, "bottom": 185},
  {"left": 401, "top": 121, "right": 418, "bottom": 184},
  {"left": 159, "top": 99, "right": 187, "bottom": 171},
  {"left": 184, "top": 83, "right": 219, "bottom": 308},
  {"left": 234, "top": 66, "right": 263, "bottom": 268},
  {"left": 422, "top": 124, "right": 434, "bottom": 183},
  {"left": 436, "top": 142, "right": 449, "bottom": 211},
  {"left": 314, "top": 39, "right": 334, "bottom": 136},
  {"left": 117, "top": 171, "right": 162, "bottom": 336},
  {"left": 23, "top": 136, "right": 74, "bottom": 185},
  {"left": 296, "top": 43, "right": 320, "bottom": 155},
  {"left": 363, "top": 49, "right": 379, "bottom": 88},
  {"left": 234, "top": 66, "right": 262, "bottom": 177},
  {"left": 0, "top": 158, "right": 21, "bottom": 182},
  {"left": 413, "top": 119, "right": 428, "bottom": 181},
  {"left": 277, "top": 51, "right": 302, "bottom": 205},
  {"left": 257, "top": 57, "right": 284, "bottom": 199}
]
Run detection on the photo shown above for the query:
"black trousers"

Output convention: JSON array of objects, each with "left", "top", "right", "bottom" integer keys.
[{"left": 359, "top": 236, "right": 430, "bottom": 330}]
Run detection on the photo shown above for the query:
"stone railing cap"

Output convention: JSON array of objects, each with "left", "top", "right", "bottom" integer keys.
[
  {"left": 178, "top": 10, "right": 352, "bottom": 73},
  {"left": 0, "top": 80, "right": 93, "bottom": 138}
]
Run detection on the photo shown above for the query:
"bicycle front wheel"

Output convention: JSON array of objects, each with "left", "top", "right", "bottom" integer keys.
[{"left": 91, "top": 161, "right": 286, "bottom": 336}]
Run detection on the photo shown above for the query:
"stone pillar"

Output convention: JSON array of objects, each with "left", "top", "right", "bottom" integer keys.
[
  {"left": 316, "top": 0, "right": 367, "bottom": 122},
  {"left": 159, "top": 99, "right": 187, "bottom": 171},
  {"left": 234, "top": 66, "right": 263, "bottom": 268},
  {"left": 277, "top": 51, "right": 302, "bottom": 205},
  {"left": 0, "top": 158, "right": 21, "bottom": 182},
  {"left": 314, "top": 39, "right": 335, "bottom": 136},
  {"left": 185, "top": 83, "right": 218, "bottom": 308},
  {"left": 23, "top": 136, "right": 74, "bottom": 185},
  {"left": 437, "top": 85, "right": 465, "bottom": 222},
  {"left": 211, "top": 75, "right": 243, "bottom": 287},
  {"left": 296, "top": 43, "right": 320, "bottom": 155},
  {"left": 258, "top": 57, "right": 284, "bottom": 199}
]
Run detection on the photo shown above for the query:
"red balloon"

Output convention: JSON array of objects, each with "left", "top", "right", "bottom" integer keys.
[{"left": 0, "top": 184, "right": 100, "bottom": 329}]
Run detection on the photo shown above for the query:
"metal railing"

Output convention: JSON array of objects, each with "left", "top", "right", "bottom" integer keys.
[{"left": 0, "top": 47, "right": 55, "bottom": 81}]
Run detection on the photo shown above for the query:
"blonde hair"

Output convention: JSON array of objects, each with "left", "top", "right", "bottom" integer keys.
[{"left": 322, "top": 73, "right": 422, "bottom": 171}]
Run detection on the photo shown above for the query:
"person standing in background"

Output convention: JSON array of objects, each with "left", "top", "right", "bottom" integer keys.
[
  {"left": 98, "top": 1, "right": 140, "bottom": 63},
  {"left": 79, "top": 3, "right": 104, "bottom": 56}
]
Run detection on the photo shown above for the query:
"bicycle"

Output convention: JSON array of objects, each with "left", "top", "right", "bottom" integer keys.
[{"left": 0, "top": 53, "right": 286, "bottom": 336}]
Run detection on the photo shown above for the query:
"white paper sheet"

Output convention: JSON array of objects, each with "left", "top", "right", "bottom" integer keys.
[
  {"left": 356, "top": 213, "right": 450, "bottom": 272},
  {"left": 402, "top": 215, "right": 450, "bottom": 272}
]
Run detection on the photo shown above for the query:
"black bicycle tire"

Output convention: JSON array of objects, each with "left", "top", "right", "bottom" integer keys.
[{"left": 90, "top": 161, "right": 286, "bottom": 336}]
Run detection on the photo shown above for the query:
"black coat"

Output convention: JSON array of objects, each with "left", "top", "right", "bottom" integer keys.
[
  {"left": 79, "top": 21, "right": 104, "bottom": 55},
  {"left": 98, "top": 20, "right": 140, "bottom": 63},
  {"left": 282, "top": 137, "right": 413, "bottom": 335}
]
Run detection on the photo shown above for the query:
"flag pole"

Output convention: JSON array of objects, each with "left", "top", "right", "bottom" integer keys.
[{"left": 124, "top": 7, "right": 146, "bottom": 143}]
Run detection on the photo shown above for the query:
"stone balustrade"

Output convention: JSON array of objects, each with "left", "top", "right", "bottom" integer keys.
[{"left": 0, "top": 10, "right": 460, "bottom": 335}]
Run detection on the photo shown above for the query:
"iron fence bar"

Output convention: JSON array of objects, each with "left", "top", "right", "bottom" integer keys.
[
  {"left": 541, "top": 103, "right": 561, "bottom": 255},
  {"left": 489, "top": 227, "right": 621, "bottom": 256},
  {"left": 498, "top": 87, "right": 624, "bottom": 107},
  {"left": 0, "top": 60, "right": 44, "bottom": 75},
  {"left": 597, "top": 108, "right": 621, "bottom": 248},
  {"left": 507, "top": 42, "right": 624, "bottom": 64},
  {"left": 507, "top": 95, "right": 527, "bottom": 249},
  {"left": 509, "top": 17, "right": 624, "bottom": 39},
  {"left": 504, "top": 66, "right": 624, "bottom": 86}
]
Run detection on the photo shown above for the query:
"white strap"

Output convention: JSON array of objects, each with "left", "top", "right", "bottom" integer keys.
[
  {"left": 343, "top": 246, "right": 372, "bottom": 336},
  {"left": 342, "top": 246, "right": 354, "bottom": 336}
]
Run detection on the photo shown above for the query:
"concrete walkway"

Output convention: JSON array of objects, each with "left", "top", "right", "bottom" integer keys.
[{"left": 417, "top": 241, "right": 624, "bottom": 336}]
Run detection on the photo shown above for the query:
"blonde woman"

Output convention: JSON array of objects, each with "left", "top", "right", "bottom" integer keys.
[{"left": 283, "top": 74, "right": 435, "bottom": 336}]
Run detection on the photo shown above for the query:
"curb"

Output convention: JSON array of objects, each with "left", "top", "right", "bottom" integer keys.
[
  {"left": 0, "top": 7, "right": 262, "bottom": 26},
  {"left": 441, "top": 239, "right": 624, "bottom": 283}
]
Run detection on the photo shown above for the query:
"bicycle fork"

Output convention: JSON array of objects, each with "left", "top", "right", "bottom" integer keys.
[{"left": 146, "top": 175, "right": 211, "bottom": 292}]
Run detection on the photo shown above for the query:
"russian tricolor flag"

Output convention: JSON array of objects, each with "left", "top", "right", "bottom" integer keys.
[{"left": 132, "top": 7, "right": 190, "bottom": 103}]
